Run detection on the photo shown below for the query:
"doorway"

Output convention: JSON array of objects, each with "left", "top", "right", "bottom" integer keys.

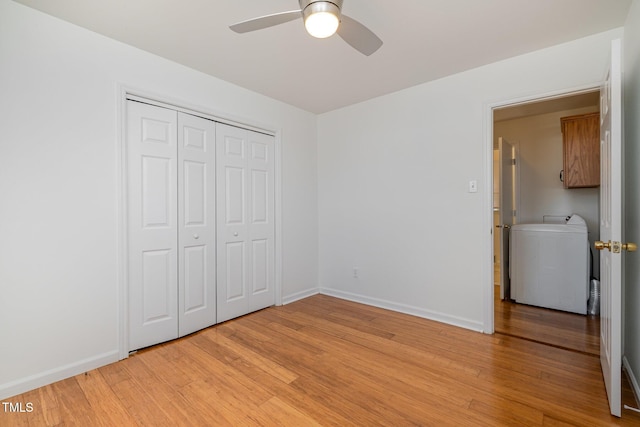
[{"left": 491, "top": 90, "right": 600, "bottom": 355}]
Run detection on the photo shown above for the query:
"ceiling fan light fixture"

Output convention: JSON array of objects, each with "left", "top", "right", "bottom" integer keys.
[
  {"left": 230, "top": 0, "right": 381, "bottom": 56},
  {"left": 303, "top": 2, "right": 340, "bottom": 39}
]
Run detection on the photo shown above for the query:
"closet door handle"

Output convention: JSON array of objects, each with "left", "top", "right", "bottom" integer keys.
[
  {"left": 193, "top": 234, "right": 199, "bottom": 239},
  {"left": 233, "top": 232, "right": 239, "bottom": 237}
]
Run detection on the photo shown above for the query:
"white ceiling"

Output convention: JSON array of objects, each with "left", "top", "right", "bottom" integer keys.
[{"left": 14, "top": 0, "right": 632, "bottom": 114}]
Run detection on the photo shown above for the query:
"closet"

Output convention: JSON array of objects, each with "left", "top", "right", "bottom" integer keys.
[{"left": 126, "top": 100, "right": 275, "bottom": 351}]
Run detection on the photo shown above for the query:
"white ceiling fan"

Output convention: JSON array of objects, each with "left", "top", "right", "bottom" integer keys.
[{"left": 229, "top": 0, "right": 383, "bottom": 56}]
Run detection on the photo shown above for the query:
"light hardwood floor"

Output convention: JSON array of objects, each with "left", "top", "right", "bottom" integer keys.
[
  {"left": 494, "top": 285, "right": 600, "bottom": 356},
  {"left": 3, "top": 294, "right": 640, "bottom": 426}
]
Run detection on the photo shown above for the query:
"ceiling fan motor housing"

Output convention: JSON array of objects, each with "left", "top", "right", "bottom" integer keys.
[{"left": 300, "top": 0, "right": 343, "bottom": 18}]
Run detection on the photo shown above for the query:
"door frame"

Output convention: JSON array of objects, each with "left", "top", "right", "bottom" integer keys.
[
  {"left": 116, "top": 85, "right": 283, "bottom": 359},
  {"left": 482, "top": 83, "right": 601, "bottom": 333},
  {"left": 496, "top": 137, "right": 519, "bottom": 301}
]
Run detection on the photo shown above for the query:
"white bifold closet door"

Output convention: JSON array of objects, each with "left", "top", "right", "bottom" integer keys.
[
  {"left": 216, "top": 123, "right": 275, "bottom": 323},
  {"left": 177, "top": 112, "right": 216, "bottom": 336},
  {"left": 127, "top": 101, "right": 216, "bottom": 351}
]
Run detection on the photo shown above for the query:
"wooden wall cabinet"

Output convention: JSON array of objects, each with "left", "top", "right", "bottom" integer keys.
[{"left": 560, "top": 112, "right": 600, "bottom": 188}]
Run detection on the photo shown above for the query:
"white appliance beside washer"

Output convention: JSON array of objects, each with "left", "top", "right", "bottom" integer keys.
[{"left": 510, "top": 214, "right": 589, "bottom": 314}]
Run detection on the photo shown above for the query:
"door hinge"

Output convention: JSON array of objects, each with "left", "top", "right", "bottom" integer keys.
[{"left": 512, "top": 210, "right": 517, "bottom": 217}]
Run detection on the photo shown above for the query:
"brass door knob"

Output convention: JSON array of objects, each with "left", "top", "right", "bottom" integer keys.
[{"left": 595, "top": 240, "right": 637, "bottom": 252}]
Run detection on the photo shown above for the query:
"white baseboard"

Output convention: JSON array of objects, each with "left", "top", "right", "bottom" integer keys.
[
  {"left": 0, "top": 350, "right": 119, "bottom": 400},
  {"left": 320, "top": 287, "right": 484, "bottom": 332},
  {"left": 281, "top": 287, "right": 320, "bottom": 305},
  {"left": 623, "top": 356, "right": 640, "bottom": 408}
]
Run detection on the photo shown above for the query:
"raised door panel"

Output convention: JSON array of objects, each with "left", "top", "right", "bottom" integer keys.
[
  {"left": 177, "top": 112, "right": 216, "bottom": 337},
  {"left": 252, "top": 239, "right": 269, "bottom": 294},
  {"left": 225, "top": 241, "right": 246, "bottom": 300},
  {"left": 251, "top": 170, "right": 268, "bottom": 224},
  {"left": 127, "top": 101, "right": 179, "bottom": 351},
  {"left": 183, "top": 245, "right": 207, "bottom": 311},
  {"left": 141, "top": 250, "right": 174, "bottom": 321},
  {"left": 183, "top": 160, "right": 206, "bottom": 226},
  {"left": 225, "top": 167, "right": 245, "bottom": 225},
  {"left": 141, "top": 157, "right": 173, "bottom": 228}
]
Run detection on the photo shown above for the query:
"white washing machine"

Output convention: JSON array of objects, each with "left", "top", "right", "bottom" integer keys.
[{"left": 510, "top": 214, "right": 589, "bottom": 314}]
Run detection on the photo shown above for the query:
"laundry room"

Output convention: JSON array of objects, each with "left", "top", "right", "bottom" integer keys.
[{"left": 493, "top": 91, "right": 601, "bottom": 315}]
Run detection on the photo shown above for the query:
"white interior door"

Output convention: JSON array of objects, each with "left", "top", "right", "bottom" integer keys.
[
  {"left": 127, "top": 101, "right": 179, "bottom": 351},
  {"left": 498, "top": 137, "right": 517, "bottom": 300},
  {"left": 177, "top": 112, "right": 216, "bottom": 336},
  {"left": 598, "top": 38, "right": 622, "bottom": 418},
  {"left": 216, "top": 123, "right": 275, "bottom": 323}
]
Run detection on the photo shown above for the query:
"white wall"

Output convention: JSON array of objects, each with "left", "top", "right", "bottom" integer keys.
[
  {"left": 318, "top": 28, "right": 622, "bottom": 331},
  {"left": 623, "top": 0, "right": 640, "bottom": 397},
  {"left": 0, "top": 0, "right": 317, "bottom": 399},
  {"left": 494, "top": 107, "right": 600, "bottom": 276}
]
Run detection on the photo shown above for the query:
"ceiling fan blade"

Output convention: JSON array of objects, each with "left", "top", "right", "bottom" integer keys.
[
  {"left": 337, "top": 14, "right": 383, "bottom": 56},
  {"left": 230, "top": 10, "right": 302, "bottom": 34}
]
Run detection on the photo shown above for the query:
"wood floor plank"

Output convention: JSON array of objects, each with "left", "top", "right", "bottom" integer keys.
[
  {"left": 175, "top": 381, "right": 235, "bottom": 427},
  {"left": 49, "top": 377, "right": 97, "bottom": 426},
  {"left": 210, "top": 331, "right": 299, "bottom": 384},
  {"left": 74, "top": 370, "right": 137, "bottom": 426},
  {"left": 186, "top": 329, "right": 242, "bottom": 367},
  {"left": 258, "top": 396, "right": 324, "bottom": 427},
  {"left": 298, "top": 325, "right": 476, "bottom": 408},
  {"left": 468, "top": 397, "right": 545, "bottom": 426},
  {"left": 181, "top": 340, "right": 274, "bottom": 408},
  {"left": 119, "top": 356, "right": 196, "bottom": 426},
  {"left": 494, "top": 285, "right": 600, "bottom": 356},
  {"left": 4, "top": 294, "right": 640, "bottom": 426},
  {"left": 179, "top": 379, "right": 253, "bottom": 426},
  {"left": 31, "top": 387, "right": 60, "bottom": 427}
]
